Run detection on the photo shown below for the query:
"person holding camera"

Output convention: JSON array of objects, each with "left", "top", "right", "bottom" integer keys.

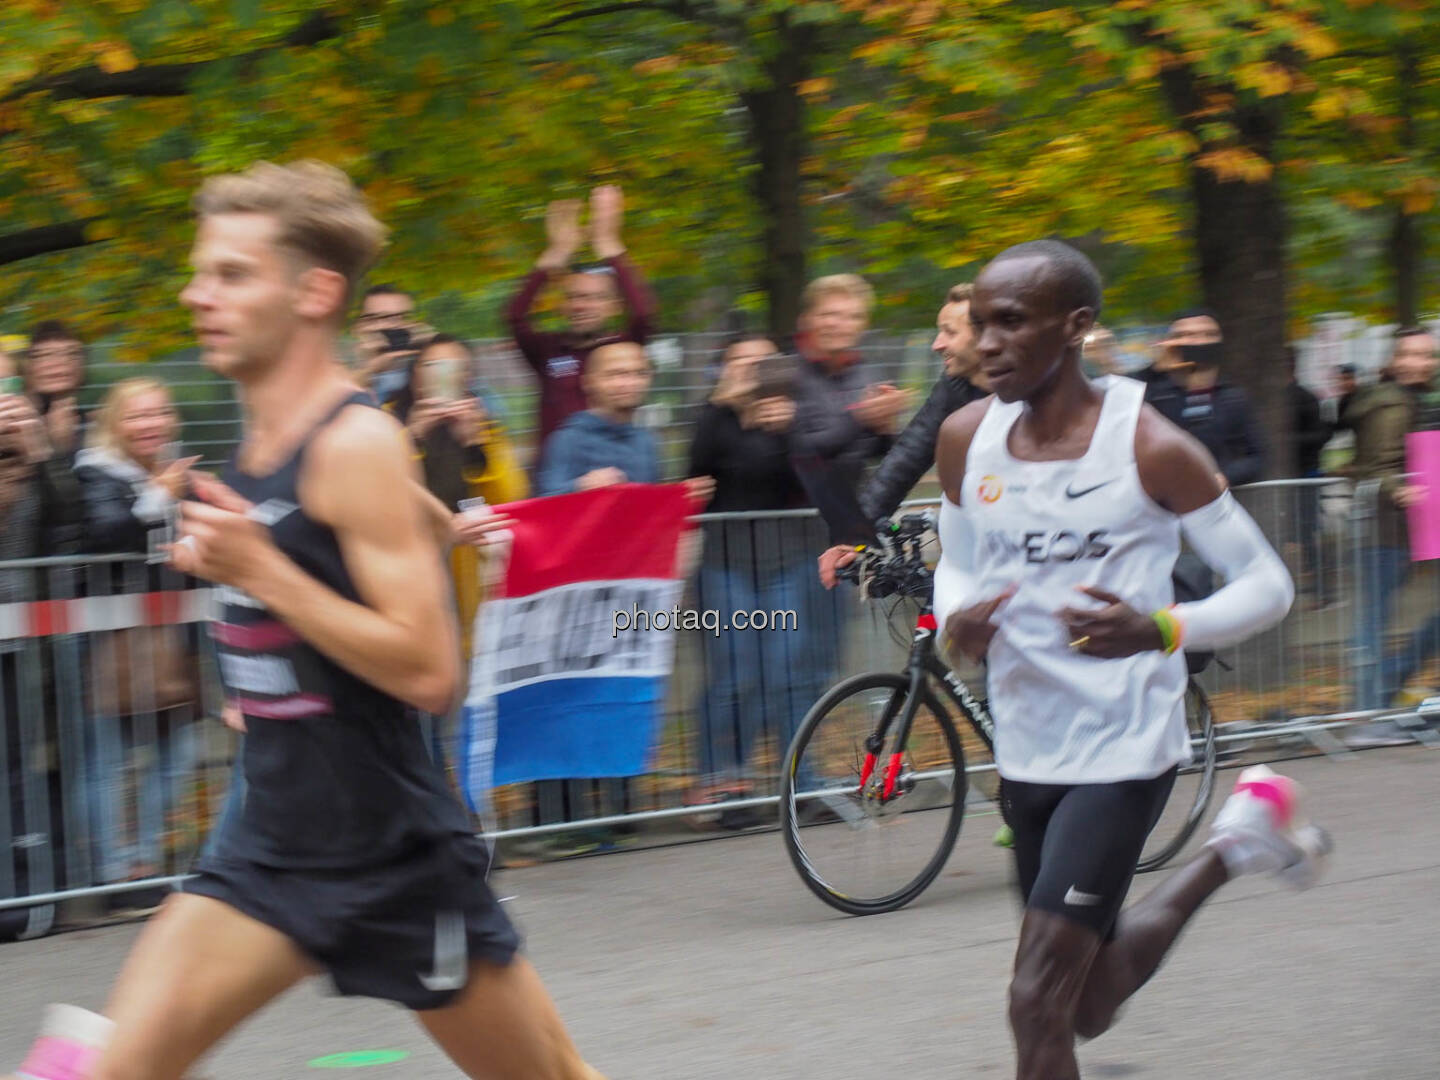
[
  {"left": 23, "top": 320, "right": 87, "bottom": 460},
  {"left": 391, "top": 334, "right": 529, "bottom": 669},
  {"left": 352, "top": 284, "right": 434, "bottom": 407},
  {"left": 0, "top": 344, "right": 83, "bottom": 560},
  {"left": 685, "top": 333, "right": 837, "bottom": 819}
]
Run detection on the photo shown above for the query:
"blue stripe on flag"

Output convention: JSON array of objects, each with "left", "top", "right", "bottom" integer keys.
[{"left": 487, "top": 675, "right": 666, "bottom": 786}]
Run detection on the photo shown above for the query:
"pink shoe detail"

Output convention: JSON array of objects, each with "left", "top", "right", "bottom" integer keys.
[
  {"left": 1233, "top": 775, "right": 1296, "bottom": 828},
  {"left": 17, "top": 1035, "right": 100, "bottom": 1080}
]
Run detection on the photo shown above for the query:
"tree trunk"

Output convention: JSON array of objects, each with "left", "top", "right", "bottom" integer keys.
[
  {"left": 1189, "top": 149, "right": 1292, "bottom": 480},
  {"left": 1160, "top": 61, "right": 1292, "bottom": 480},
  {"left": 740, "top": 28, "right": 812, "bottom": 340},
  {"left": 1390, "top": 44, "right": 1422, "bottom": 326},
  {"left": 1390, "top": 207, "right": 1422, "bottom": 326}
]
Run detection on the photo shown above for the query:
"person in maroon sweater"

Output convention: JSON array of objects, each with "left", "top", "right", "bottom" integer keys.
[{"left": 506, "top": 185, "right": 657, "bottom": 445}]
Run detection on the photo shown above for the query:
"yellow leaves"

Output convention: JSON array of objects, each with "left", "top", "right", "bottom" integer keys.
[
  {"left": 900, "top": 125, "right": 928, "bottom": 151},
  {"left": 427, "top": 7, "right": 456, "bottom": 28},
  {"left": 1234, "top": 61, "right": 1293, "bottom": 97},
  {"left": 398, "top": 91, "right": 430, "bottom": 117},
  {"left": 1126, "top": 48, "right": 1162, "bottom": 82},
  {"left": 1294, "top": 25, "right": 1338, "bottom": 60},
  {"left": 1399, "top": 178, "right": 1437, "bottom": 216},
  {"left": 85, "top": 219, "right": 119, "bottom": 242},
  {"left": 1024, "top": 8, "right": 1083, "bottom": 32},
  {"left": 1337, "top": 189, "right": 1380, "bottom": 210},
  {"left": 798, "top": 77, "right": 835, "bottom": 99},
  {"left": 1195, "top": 147, "right": 1273, "bottom": 183},
  {"left": 633, "top": 55, "right": 681, "bottom": 76},
  {"left": 94, "top": 41, "right": 137, "bottom": 74},
  {"left": 1309, "top": 89, "right": 1348, "bottom": 123}
]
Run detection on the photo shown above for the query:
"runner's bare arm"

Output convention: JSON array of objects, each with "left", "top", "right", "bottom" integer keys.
[
  {"left": 252, "top": 406, "right": 460, "bottom": 714},
  {"left": 935, "top": 400, "right": 1013, "bottom": 662},
  {"left": 1133, "top": 405, "right": 1227, "bottom": 514},
  {"left": 1133, "top": 404, "right": 1294, "bottom": 648},
  {"left": 935, "top": 398, "right": 991, "bottom": 505},
  {"left": 411, "top": 479, "right": 456, "bottom": 552}
]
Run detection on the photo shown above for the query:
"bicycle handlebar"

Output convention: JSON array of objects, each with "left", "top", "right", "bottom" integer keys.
[{"left": 834, "top": 511, "right": 937, "bottom": 600}]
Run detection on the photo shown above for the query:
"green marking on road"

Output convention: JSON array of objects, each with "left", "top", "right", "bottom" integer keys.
[{"left": 307, "top": 1050, "right": 411, "bottom": 1068}]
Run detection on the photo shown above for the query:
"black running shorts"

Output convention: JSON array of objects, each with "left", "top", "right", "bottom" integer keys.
[
  {"left": 182, "top": 834, "right": 521, "bottom": 1010},
  {"left": 1001, "top": 767, "right": 1178, "bottom": 939}
]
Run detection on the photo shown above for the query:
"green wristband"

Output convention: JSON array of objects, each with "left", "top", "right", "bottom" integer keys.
[{"left": 1151, "top": 609, "right": 1180, "bottom": 654}]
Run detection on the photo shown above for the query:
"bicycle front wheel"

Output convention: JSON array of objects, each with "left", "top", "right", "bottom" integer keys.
[
  {"left": 780, "top": 672, "right": 967, "bottom": 916},
  {"left": 1136, "top": 679, "right": 1217, "bottom": 873}
]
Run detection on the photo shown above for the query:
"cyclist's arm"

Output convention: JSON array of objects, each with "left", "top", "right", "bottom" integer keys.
[
  {"left": 858, "top": 374, "right": 952, "bottom": 524},
  {"left": 1135, "top": 406, "right": 1293, "bottom": 649}
]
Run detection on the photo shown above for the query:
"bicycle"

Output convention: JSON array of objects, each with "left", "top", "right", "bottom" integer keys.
[{"left": 779, "top": 511, "right": 1218, "bottom": 917}]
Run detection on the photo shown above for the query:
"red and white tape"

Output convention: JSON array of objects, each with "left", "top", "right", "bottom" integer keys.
[{"left": 0, "top": 590, "right": 217, "bottom": 640}]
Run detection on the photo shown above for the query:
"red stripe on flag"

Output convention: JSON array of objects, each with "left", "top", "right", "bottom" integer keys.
[
  {"left": 500, "top": 483, "right": 696, "bottom": 596},
  {"left": 28, "top": 600, "right": 71, "bottom": 638}
]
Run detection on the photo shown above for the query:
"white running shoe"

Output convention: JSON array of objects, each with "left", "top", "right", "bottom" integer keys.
[
  {"left": 14, "top": 1004, "right": 113, "bottom": 1080},
  {"left": 1205, "top": 765, "right": 1332, "bottom": 889}
]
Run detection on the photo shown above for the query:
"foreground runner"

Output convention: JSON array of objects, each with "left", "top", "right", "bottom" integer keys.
[
  {"left": 935, "top": 240, "right": 1329, "bottom": 1080},
  {"left": 6, "top": 161, "right": 603, "bottom": 1080}
]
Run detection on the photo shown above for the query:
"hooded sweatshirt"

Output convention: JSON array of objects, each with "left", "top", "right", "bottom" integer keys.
[{"left": 536, "top": 409, "right": 660, "bottom": 496}]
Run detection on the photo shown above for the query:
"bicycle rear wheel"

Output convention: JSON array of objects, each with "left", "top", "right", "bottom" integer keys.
[
  {"left": 780, "top": 672, "right": 966, "bottom": 916},
  {"left": 1136, "top": 679, "right": 1217, "bottom": 873}
]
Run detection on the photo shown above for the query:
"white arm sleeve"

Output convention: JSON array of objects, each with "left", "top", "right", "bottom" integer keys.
[
  {"left": 934, "top": 495, "right": 980, "bottom": 627},
  {"left": 1174, "top": 491, "right": 1294, "bottom": 650}
]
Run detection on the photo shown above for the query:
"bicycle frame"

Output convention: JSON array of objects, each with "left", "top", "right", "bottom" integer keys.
[{"left": 859, "top": 601, "right": 995, "bottom": 805}]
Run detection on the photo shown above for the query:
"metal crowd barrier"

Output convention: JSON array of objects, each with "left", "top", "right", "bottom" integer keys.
[
  {"left": 0, "top": 556, "right": 229, "bottom": 925},
  {"left": 2, "top": 480, "right": 1435, "bottom": 920}
]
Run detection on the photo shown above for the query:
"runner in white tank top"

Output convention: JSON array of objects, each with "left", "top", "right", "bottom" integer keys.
[
  {"left": 961, "top": 373, "right": 1188, "bottom": 784},
  {"left": 931, "top": 240, "right": 1328, "bottom": 1080}
]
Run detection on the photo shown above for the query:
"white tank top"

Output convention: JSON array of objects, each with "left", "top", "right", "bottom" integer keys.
[{"left": 962, "top": 375, "right": 1189, "bottom": 784}]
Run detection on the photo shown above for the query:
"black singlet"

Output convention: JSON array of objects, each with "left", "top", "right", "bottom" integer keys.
[{"left": 208, "top": 391, "right": 471, "bottom": 869}]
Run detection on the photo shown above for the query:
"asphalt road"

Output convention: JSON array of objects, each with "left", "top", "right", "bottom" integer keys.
[{"left": 3, "top": 748, "right": 1436, "bottom": 1079}]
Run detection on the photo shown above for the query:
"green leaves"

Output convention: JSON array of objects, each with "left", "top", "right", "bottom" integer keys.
[{"left": 0, "top": 0, "right": 1435, "bottom": 350}]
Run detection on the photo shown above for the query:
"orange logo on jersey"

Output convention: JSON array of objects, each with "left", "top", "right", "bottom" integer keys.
[{"left": 978, "top": 475, "right": 1004, "bottom": 504}]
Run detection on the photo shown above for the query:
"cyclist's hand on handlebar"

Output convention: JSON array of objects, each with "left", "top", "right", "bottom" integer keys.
[
  {"left": 818, "top": 544, "right": 859, "bottom": 589},
  {"left": 943, "top": 587, "right": 1016, "bottom": 663},
  {"left": 1058, "top": 585, "right": 1164, "bottom": 659}
]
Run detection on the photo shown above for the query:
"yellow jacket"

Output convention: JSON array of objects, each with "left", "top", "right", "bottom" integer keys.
[
  {"left": 448, "top": 420, "right": 528, "bottom": 658},
  {"left": 390, "top": 401, "right": 530, "bottom": 660}
]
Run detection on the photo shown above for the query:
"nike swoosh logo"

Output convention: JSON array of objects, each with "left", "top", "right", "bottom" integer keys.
[
  {"left": 417, "top": 909, "right": 469, "bottom": 992},
  {"left": 1064, "top": 885, "right": 1104, "bottom": 907},
  {"left": 1064, "top": 480, "right": 1115, "bottom": 499}
]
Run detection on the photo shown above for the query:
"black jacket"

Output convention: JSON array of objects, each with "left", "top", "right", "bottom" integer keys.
[
  {"left": 789, "top": 355, "right": 895, "bottom": 494},
  {"left": 859, "top": 373, "right": 987, "bottom": 523},
  {"left": 1177, "top": 382, "right": 1267, "bottom": 486},
  {"left": 74, "top": 447, "right": 179, "bottom": 556},
  {"left": 687, "top": 402, "right": 806, "bottom": 513},
  {"left": 1134, "top": 365, "right": 1185, "bottom": 425},
  {"left": 1289, "top": 380, "right": 1331, "bottom": 477}
]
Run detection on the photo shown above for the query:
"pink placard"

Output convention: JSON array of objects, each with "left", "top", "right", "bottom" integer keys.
[{"left": 1405, "top": 430, "right": 1440, "bottom": 561}]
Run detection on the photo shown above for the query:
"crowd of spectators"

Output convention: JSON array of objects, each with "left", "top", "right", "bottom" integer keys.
[{"left": 2, "top": 184, "right": 1438, "bottom": 890}]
